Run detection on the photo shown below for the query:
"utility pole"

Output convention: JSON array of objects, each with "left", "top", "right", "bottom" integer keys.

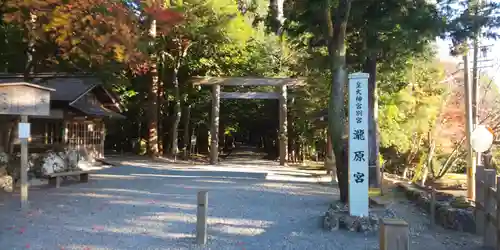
[
  {"left": 472, "top": 31, "right": 479, "bottom": 129},
  {"left": 464, "top": 48, "right": 475, "bottom": 201},
  {"left": 464, "top": 0, "right": 483, "bottom": 202},
  {"left": 471, "top": 0, "right": 481, "bottom": 167}
]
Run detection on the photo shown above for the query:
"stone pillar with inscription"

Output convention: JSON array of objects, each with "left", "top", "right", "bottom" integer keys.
[{"left": 348, "top": 73, "right": 370, "bottom": 217}]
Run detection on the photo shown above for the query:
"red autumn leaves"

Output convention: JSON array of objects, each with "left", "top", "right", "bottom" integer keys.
[{"left": 1, "top": 0, "right": 184, "bottom": 74}]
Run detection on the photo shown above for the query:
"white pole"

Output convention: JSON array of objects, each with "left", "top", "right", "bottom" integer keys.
[{"left": 196, "top": 191, "right": 208, "bottom": 245}]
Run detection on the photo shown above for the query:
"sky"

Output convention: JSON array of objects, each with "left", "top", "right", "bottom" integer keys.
[
  {"left": 436, "top": 0, "right": 500, "bottom": 85},
  {"left": 437, "top": 37, "right": 500, "bottom": 87}
]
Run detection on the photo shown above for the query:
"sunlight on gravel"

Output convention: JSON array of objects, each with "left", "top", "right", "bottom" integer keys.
[{"left": 0, "top": 157, "right": 485, "bottom": 250}]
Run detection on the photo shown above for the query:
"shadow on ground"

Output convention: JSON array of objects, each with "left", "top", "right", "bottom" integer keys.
[
  {"left": 0, "top": 148, "right": 482, "bottom": 250},
  {"left": 0, "top": 161, "right": 361, "bottom": 250}
]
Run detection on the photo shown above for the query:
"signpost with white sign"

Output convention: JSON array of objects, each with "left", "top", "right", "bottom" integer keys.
[
  {"left": 348, "top": 72, "right": 370, "bottom": 217},
  {"left": 191, "top": 134, "right": 197, "bottom": 154},
  {"left": 0, "top": 82, "right": 53, "bottom": 209},
  {"left": 18, "top": 122, "right": 31, "bottom": 139}
]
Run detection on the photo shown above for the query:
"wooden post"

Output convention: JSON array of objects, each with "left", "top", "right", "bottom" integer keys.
[
  {"left": 379, "top": 218, "right": 409, "bottom": 250},
  {"left": 430, "top": 187, "right": 436, "bottom": 228},
  {"left": 483, "top": 169, "right": 496, "bottom": 248},
  {"left": 210, "top": 84, "right": 220, "bottom": 165},
  {"left": 63, "top": 121, "right": 69, "bottom": 145},
  {"left": 196, "top": 191, "right": 208, "bottom": 245},
  {"left": 100, "top": 122, "right": 105, "bottom": 159},
  {"left": 20, "top": 115, "right": 29, "bottom": 210},
  {"left": 183, "top": 105, "right": 191, "bottom": 159},
  {"left": 496, "top": 176, "right": 500, "bottom": 249},
  {"left": 476, "top": 164, "right": 485, "bottom": 235},
  {"left": 278, "top": 84, "right": 288, "bottom": 166}
]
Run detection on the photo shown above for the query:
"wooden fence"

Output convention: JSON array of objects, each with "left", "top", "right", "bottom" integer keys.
[{"left": 475, "top": 165, "right": 500, "bottom": 249}]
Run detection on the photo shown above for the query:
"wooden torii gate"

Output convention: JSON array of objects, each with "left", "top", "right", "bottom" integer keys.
[{"left": 191, "top": 77, "right": 306, "bottom": 166}]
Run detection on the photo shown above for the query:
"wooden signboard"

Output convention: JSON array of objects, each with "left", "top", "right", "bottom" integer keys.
[{"left": 0, "top": 84, "right": 51, "bottom": 116}]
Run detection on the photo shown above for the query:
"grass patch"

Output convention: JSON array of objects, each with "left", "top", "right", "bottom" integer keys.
[
  {"left": 369, "top": 188, "right": 382, "bottom": 197},
  {"left": 441, "top": 174, "right": 467, "bottom": 180},
  {"left": 288, "top": 160, "right": 327, "bottom": 171}
]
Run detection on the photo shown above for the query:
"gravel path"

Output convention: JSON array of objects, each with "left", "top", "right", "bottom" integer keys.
[{"left": 0, "top": 153, "right": 484, "bottom": 250}]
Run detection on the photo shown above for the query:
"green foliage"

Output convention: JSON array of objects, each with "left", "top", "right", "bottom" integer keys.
[{"left": 379, "top": 57, "right": 445, "bottom": 164}]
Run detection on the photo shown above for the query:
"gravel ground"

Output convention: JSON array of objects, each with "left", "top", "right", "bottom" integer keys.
[{"left": 0, "top": 156, "right": 485, "bottom": 250}]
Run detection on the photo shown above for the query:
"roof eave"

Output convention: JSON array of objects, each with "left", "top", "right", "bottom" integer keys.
[
  {"left": 0, "top": 82, "right": 55, "bottom": 92},
  {"left": 68, "top": 84, "right": 99, "bottom": 105}
]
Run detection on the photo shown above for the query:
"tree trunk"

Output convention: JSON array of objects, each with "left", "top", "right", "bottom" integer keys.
[
  {"left": 8, "top": 119, "right": 18, "bottom": 155},
  {"left": 147, "top": 19, "right": 159, "bottom": 157},
  {"left": 278, "top": 85, "right": 288, "bottom": 165},
  {"left": 170, "top": 68, "right": 181, "bottom": 158},
  {"left": 269, "top": 0, "right": 285, "bottom": 35},
  {"left": 436, "top": 137, "right": 466, "bottom": 179},
  {"left": 169, "top": 40, "right": 190, "bottom": 158},
  {"left": 210, "top": 84, "right": 221, "bottom": 164},
  {"left": 364, "top": 55, "right": 381, "bottom": 188},
  {"left": 237, "top": 0, "right": 249, "bottom": 14},
  {"left": 137, "top": 120, "right": 142, "bottom": 154},
  {"left": 326, "top": 0, "right": 352, "bottom": 203},
  {"left": 0, "top": 117, "right": 10, "bottom": 152},
  {"left": 0, "top": 123, "right": 4, "bottom": 153},
  {"left": 403, "top": 134, "right": 423, "bottom": 178},
  {"left": 421, "top": 146, "right": 435, "bottom": 186},
  {"left": 158, "top": 56, "right": 165, "bottom": 155},
  {"left": 420, "top": 132, "right": 436, "bottom": 186},
  {"left": 325, "top": 132, "right": 335, "bottom": 174},
  {"left": 162, "top": 67, "right": 172, "bottom": 154}
]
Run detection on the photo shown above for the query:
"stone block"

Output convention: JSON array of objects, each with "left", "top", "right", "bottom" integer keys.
[
  {"left": 322, "top": 200, "right": 396, "bottom": 234},
  {"left": 396, "top": 181, "right": 475, "bottom": 233}
]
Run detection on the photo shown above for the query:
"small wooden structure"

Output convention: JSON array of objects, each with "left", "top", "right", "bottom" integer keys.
[
  {"left": 0, "top": 74, "right": 125, "bottom": 158},
  {"left": 0, "top": 80, "right": 55, "bottom": 209},
  {"left": 475, "top": 165, "right": 500, "bottom": 248},
  {"left": 191, "top": 76, "right": 305, "bottom": 165}
]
